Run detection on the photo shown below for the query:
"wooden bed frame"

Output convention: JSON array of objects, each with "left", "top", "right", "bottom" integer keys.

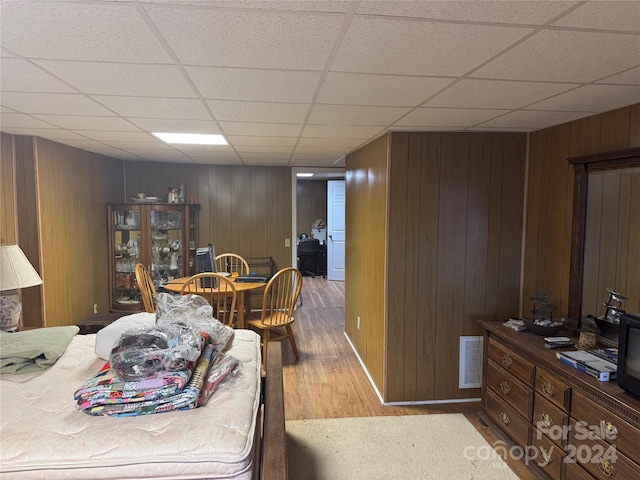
[{"left": 260, "top": 343, "right": 287, "bottom": 480}]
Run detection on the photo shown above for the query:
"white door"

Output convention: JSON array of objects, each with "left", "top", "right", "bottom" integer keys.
[{"left": 327, "top": 180, "right": 345, "bottom": 281}]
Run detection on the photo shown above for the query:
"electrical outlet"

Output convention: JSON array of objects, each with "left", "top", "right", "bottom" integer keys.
[
  {"left": 285, "top": 238, "right": 290, "bottom": 247},
  {"left": 357, "top": 316, "right": 361, "bottom": 330}
]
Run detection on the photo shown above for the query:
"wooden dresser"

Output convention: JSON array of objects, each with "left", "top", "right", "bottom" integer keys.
[{"left": 481, "top": 321, "right": 640, "bottom": 480}]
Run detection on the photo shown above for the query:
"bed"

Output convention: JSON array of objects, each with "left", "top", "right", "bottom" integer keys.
[{"left": 0, "top": 327, "right": 287, "bottom": 480}]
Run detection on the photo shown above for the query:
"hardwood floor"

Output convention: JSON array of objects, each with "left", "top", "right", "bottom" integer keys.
[{"left": 281, "top": 275, "right": 537, "bottom": 479}]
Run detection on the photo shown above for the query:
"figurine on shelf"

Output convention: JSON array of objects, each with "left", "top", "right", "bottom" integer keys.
[{"left": 167, "top": 186, "right": 179, "bottom": 204}]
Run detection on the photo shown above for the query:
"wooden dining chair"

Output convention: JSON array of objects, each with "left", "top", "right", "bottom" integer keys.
[
  {"left": 179, "top": 273, "right": 238, "bottom": 327},
  {"left": 246, "top": 267, "right": 303, "bottom": 372},
  {"left": 215, "top": 253, "right": 250, "bottom": 275},
  {"left": 134, "top": 263, "right": 156, "bottom": 313}
]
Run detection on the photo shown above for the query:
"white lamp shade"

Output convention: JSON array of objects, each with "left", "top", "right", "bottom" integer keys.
[{"left": 0, "top": 245, "right": 43, "bottom": 291}]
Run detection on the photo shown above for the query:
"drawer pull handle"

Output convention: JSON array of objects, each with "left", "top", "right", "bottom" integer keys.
[
  {"left": 542, "top": 382, "right": 555, "bottom": 397},
  {"left": 539, "top": 446, "right": 552, "bottom": 465},
  {"left": 601, "top": 420, "right": 619, "bottom": 440},
  {"left": 499, "top": 412, "right": 510, "bottom": 426},
  {"left": 501, "top": 354, "right": 512, "bottom": 368},
  {"left": 597, "top": 459, "right": 616, "bottom": 477},
  {"left": 539, "top": 413, "right": 552, "bottom": 429},
  {"left": 500, "top": 381, "right": 511, "bottom": 395}
]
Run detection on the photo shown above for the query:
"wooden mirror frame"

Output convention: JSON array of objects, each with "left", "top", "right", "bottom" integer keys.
[{"left": 567, "top": 146, "right": 640, "bottom": 333}]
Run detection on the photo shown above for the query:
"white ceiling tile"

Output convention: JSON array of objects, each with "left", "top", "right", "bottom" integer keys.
[
  {"left": 297, "top": 137, "right": 364, "bottom": 148},
  {"left": 332, "top": 17, "right": 532, "bottom": 76},
  {"left": 317, "top": 73, "right": 454, "bottom": 106},
  {"left": 226, "top": 136, "right": 297, "bottom": 147},
  {"left": 0, "top": 2, "right": 173, "bottom": 63},
  {"left": 474, "top": 30, "right": 640, "bottom": 82},
  {"left": 146, "top": 6, "right": 343, "bottom": 69},
  {"left": 220, "top": 122, "right": 303, "bottom": 137},
  {"left": 355, "top": 1, "right": 575, "bottom": 25},
  {"left": 187, "top": 67, "right": 320, "bottom": 103},
  {"left": 394, "top": 107, "right": 510, "bottom": 128},
  {"left": 0, "top": 58, "right": 76, "bottom": 93},
  {"left": 34, "top": 61, "right": 197, "bottom": 97},
  {"left": 1, "top": 92, "right": 115, "bottom": 115},
  {"left": 139, "top": 0, "right": 351, "bottom": 12},
  {"left": 1, "top": 112, "right": 60, "bottom": 129},
  {"left": 120, "top": 147, "right": 191, "bottom": 160},
  {"left": 308, "top": 105, "right": 410, "bottom": 125},
  {"left": 32, "top": 114, "right": 140, "bottom": 131},
  {"left": 289, "top": 153, "right": 344, "bottom": 166},
  {"left": 527, "top": 85, "right": 640, "bottom": 112},
  {"left": 93, "top": 95, "right": 211, "bottom": 119},
  {"left": 207, "top": 100, "right": 308, "bottom": 123},
  {"left": 171, "top": 144, "right": 234, "bottom": 152},
  {"left": 425, "top": 79, "right": 579, "bottom": 109},
  {"left": 30, "top": 129, "right": 88, "bottom": 141},
  {"left": 479, "top": 110, "right": 592, "bottom": 129},
  {"left": 302, "top": 124, "right": 385, "bottom": 138},
  {"left": 553, "top": 1, "right": 640, "bottom": 32},
  {"left": 295, "top": 145, "right": 351, "bottom": 155},
  {"left": 73, "top": 130, "right": 157, "bottom": 143},
  {"left": 597, "top": 66, "right": 640, "bottom": 86},
  {"left": 128, "top": 118, "right": 223, "bottom": 134},
  {"left": 235, "top": 145, "right": 294, "bottom": 155}
]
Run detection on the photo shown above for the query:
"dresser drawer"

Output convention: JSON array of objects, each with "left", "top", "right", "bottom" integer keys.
[
  {"left": 488, "top": 337, "right": 535, "bottom": 386},
  {"left": 487, "top": 360, "right": 533, "bottom": 421},
  {"left": 485, "top": 387, "right": 530, "bottom": 448},
  {"left": 567, "top": 420, "right": 639, "bottom": 480},
  {"left": 533, "top": 394, "right": 569, "bottom": 447},
  {"left": 571, "top": 390, "right": 640, "bottom": 466},
  {"left": 531, "top": 428, "right": 565, "bottom": 480},
  {"left": 564, "top": 461, "right": 596, "bottom": 480},
  {"left": 535, "top": 367, "right": 571, "bottom": 411}
]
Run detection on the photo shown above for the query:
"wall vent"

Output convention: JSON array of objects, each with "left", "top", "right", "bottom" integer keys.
[{"left": 459, "top": 336, "right": 483, "bottom": 389}]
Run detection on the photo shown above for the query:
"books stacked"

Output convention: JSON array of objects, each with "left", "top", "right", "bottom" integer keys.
[
  {"left": 556, "top": 350, "right": 617, "bottom": 381},
  {"left": 544, "top": 336, "right": 572, "bottom": 349}
]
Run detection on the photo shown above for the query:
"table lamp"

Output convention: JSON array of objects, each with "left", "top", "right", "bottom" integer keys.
[{"left": 0, "top": 245, "right": 43, "bottom": 332}]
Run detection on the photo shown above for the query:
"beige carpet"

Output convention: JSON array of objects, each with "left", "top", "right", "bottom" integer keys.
[{"left": 286, "top": 414, "right": 519, "bottom": 480}]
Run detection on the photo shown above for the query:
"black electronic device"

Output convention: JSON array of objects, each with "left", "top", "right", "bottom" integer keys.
[
  {"left": 196, "top": 244, "right": 216, "bottom": 288},
  {"left": 618, "top": 313, "right": 640, "bottom": 399}
]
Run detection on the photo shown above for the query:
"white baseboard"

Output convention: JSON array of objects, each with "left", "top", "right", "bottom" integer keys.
[{"left": 343, "top": 331, "right": 481, "bottom": 406}]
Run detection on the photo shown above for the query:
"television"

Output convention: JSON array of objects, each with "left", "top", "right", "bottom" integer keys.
[
  {"left": 617, "top": 313, "right": 640, "bottom": 400},
  {"left": 195, "top": 244, "right": 216, "bottom": 288}
]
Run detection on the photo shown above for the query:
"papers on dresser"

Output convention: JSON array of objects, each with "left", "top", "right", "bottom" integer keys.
[{"left": 556, "top": 350, "right": 618, "bottom": 381}]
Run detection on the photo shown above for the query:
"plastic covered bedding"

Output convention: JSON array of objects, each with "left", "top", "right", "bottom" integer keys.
[{"left": 0, "top": 329, "right": 262, "bottom": 480}]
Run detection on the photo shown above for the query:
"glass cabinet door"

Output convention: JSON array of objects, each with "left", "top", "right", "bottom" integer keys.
[
  {"left": 111, "top": 206, "right": 143, "bottom": 310},
  {"left": 150, "top": 206, "right": 185, "bottom": 287}
]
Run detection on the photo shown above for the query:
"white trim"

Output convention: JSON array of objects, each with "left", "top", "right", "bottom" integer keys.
[{"left": 343, "top": 331, "right": 384, "bottom": 404}]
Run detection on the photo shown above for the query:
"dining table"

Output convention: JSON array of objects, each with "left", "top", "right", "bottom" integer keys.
[{"left": 162, "top": 276, "right": 266, "bottom": 329}]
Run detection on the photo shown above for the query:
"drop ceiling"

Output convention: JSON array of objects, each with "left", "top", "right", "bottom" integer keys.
[{"left": 1, "top": 0, "right": 639, "bottom": 168}]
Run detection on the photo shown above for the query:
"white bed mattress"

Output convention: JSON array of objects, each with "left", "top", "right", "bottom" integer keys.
[{"left": 0, "top": 329, "right": 262, "bottom": 480}]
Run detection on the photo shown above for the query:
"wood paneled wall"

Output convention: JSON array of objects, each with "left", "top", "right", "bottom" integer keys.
[
  {"left": 346, "top": 132, "right": 526, "bottom": 403},
  {"left": 34, "top": 138, "right": 124, "bottom": 327},
  {"left": 1, "top": 132, "right": 16, "bottom": 245},
  {"left": 523, "top": 104, "right": 640, "bottom": 321},
  {"left": 345, "top": 134, "right": 389, "bottom": 392},
  {"left": 296, "top": 180, "right": 327, "bottom": 236},
  {"left": 2, "top": 135, "right": 124, "bottom": 328},
  {"left": 124, "top": 163, "right": 293, "bottom": 274}
]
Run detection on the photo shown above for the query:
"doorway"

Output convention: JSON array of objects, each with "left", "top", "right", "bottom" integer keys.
[{"left": 291, "top": 168, "right": 345, "bottom": 277}]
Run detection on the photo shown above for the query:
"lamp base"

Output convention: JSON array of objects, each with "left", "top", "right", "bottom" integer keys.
[{"left": 0, "top": 291, "right": 21, "bottom": 332}]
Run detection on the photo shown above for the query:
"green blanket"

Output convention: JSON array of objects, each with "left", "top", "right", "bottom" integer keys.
[{"left": 0, "top": 326, "right": 79, "bottom": 374}]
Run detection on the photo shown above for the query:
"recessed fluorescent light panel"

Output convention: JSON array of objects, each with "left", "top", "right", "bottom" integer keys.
[
  {"left": 152, "top": 132, "right": 228, "bottom": 145},
  {"left": 296, "top": 173, "right": 314, "bottom": 177}
]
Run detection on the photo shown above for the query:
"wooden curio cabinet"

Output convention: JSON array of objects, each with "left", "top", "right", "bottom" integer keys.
[{"left": 108, "top": 203, "right": 198, "bottom": 312}]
